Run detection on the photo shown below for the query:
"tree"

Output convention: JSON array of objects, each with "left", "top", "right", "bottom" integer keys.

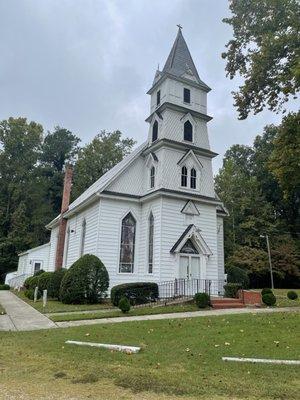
[
  {"left": 222, "top": 0, "right": 300, "bottom": 119},
  {"left": 39, "top": 127, "right": 80, "bottom": 215},
  {"left": 72, "top": 130, "right": 136, "bottom": 199},
  {"left": 269, "top": 111, "right": 300, "bottom": 235}
]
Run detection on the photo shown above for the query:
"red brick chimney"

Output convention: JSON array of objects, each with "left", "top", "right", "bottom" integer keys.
[{"left": 55, "top": 165, "right": 73, "bottom": 270}]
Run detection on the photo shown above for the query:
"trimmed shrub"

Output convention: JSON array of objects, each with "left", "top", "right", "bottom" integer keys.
[
  {"left": 224, "top": 283, "right": 242, "bottom": 298},
  {"left": 287, "top": 290, "right": 298, "bottom": 300},
  {"left": 60, "top": 254, "right": 109, "bottom": 304},
  {"left": 226, "top": 266, "right": 250, "bottom": 289},
  {"left": 194, "top": 292, "right": 210, "bottom": 308},
  {"left": 118, "top": 297, "right": 131, "bottom": 313},
  {"left": 0, "top": 284, "right": 10, "bottom": 290},
  {"left": 111, "top": 282, "right": 159, "bottom": 307},
  {"left": 261, "top": 288, "right": 273, "bottom": 296},
  {"left": 34, "top": 269, "right": 45, "bottom": 276},
  {"left": 48, "top": 268, "right": 67, "bottom": 299},
  {"left": 24, "top": 275, "right": 39, "bottom": 290},
  {"left": 262, "top": 293, "right": 276, "bottom": 306},
  {"left": 24, "top": 288, "right": 41, "bottom": 300},
  {"left": 37, "top": 272, "right": 53, "bottom": 291}
]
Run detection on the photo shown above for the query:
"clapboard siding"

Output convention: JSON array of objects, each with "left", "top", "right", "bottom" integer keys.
[
  {"left": 63, "top": 200, "right": 100, "bottom": 268},
  {"left": 17, "top": 243, "right": 51, "bottom": 276},
  {"left": 159, "top": 197, "right": 219, "bottom": 281},
  {"left": 48, "top": 226, "right": 59, "bottom": 270}
]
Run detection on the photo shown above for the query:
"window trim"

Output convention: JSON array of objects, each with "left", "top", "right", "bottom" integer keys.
[
  {"left": 79, "top": 218, "right": 86, "bottom": 257},
  {"left": 156, "top": 90, "right": 161, "bottom": 106},
  {"left": 183, "top": 88, "right": 191, "bottom": 104},
  {"left": 118, "top": 212, "right": 136, "bottom": 274},
  {"left": 150, "top": 166, "right": 155, "bottom": 188},
  {"left": 181, "top": 165, "right": 188, "bottom": 187},
  {"left": 190, "top": 168, "right": 197, "bottom": 189},
  {"left": 183, "top": 120, "right": 193, "bottom": 142},
  {"left": 152, "top": 120, "right": 158, "bottom": 142}
]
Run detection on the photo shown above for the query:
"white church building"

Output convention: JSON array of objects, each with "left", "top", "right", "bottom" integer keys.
[{"left": 11, "top": 28, "right": 227, "bottom": 295}]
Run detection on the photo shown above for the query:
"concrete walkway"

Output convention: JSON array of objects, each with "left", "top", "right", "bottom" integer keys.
[
  {"left": 56, "top": 306, "right": 300, "bottom": 329},
  {"left": 0, "top": 291, "right": 56, "bottom": 331}
]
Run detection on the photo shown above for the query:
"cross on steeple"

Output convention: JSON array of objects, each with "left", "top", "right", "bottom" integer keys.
[{"left": 177, "top": 24, "right": 183, "bottom": 30}]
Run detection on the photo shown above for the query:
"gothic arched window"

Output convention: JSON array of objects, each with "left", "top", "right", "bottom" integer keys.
[
  {"left": 148, "top": 212, "right": 154, "bottom": 273},
  {"left": 184, "top": 120, "right": 193, "bottom": 142},
  {"left": 119, "top": 213, "right": 136, "bottom": 273},
  {"left": 181, "top": 166, "right": 188, "bottom": 187},
  {"left": 80, "top": 219, "right": 86, "bottom": 256},
  {"left": 150, "top": 166, "right": 155, "bottom": 188},
  {"left": 191, "top": 168, "right": 197, "bottom": 189},
  {"left": 152, "top": 120, "right": 158, "bottom": 142}
]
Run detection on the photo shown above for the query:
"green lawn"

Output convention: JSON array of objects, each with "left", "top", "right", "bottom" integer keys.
[
  {"left": 0, "top": 312, "right": 299, "bottom": 400},
  {"left": 13, "top": 290, "right": 114, "bottom": 313},
  {"left": 273, "top": 289, "right": 300, "bottom": 307},
  {"left": 51, "top": 303, "right": 199, "bottom": 322}
]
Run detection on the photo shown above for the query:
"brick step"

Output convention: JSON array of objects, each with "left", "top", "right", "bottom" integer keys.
[
  {"left": 212, "top": 303, "right": 245, "bottom": 309},
  {"left": 211, "top": 298, "right": 242, "bottom": 304}
]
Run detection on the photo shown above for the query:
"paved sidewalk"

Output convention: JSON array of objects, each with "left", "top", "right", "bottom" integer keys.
[
  {"left": 0, "top": 291, "right": 56, "bottom": 331},
  {"left": 56, "top": 306, "right": 300, "bottom": 328}
]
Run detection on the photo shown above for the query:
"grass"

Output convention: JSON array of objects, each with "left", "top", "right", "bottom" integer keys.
[
  {"left": 13, "top": 290, "right": 114, "bottom": 313},
  {"left": 0, "top": 312, "right": 299, "bottom": 400},
  {"left": 51, "top": 303, "right": 199, "bottom": 322},
  {"left": 272, "top": 289, "right": 300, "bottom": 308}
]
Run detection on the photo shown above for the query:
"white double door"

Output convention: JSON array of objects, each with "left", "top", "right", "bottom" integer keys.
[{"left": 179, "top": 255, "right": 202, "bottom": 280}]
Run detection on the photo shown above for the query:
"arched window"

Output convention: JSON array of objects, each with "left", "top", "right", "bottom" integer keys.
[
  {"left": 80, "top": 219, "right": 86, "bottom": 256},
  {"left": 119, "top": 213, "right": 136, "bottom": 273},
  {"left": 152, "top": 120, "right": 158, "bottom": 142},
  {"left": 190, "top": 168, "right": 197, "bottom": 189},
  {"left": 181, "top": 166, "right": 188, "bottom": 187},
  {"left": 150, "top": 166, "right": 155, "bottom": 188},
  {"left": 184, "top": 120, "right": 193, "bottom": 142},
  {"left": 148, "top": 212, "right": 154, "bottom": 273}
]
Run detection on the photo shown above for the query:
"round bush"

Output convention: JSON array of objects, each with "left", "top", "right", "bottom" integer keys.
[
  {"left": 48, "top": 268, "right": 67, "bottom": 299},
  {"left": 0, "top": 284, "right": 10, "bottom": 290},
  {"left": 261, "top": 288, "right": 273, "bottom": 296},
  {"left": 119, "top": 297, "right": 131, "bottom": 313},
  {"left": 24, "top": 288, "right": 41, "bottom": 300},
  {"left": 111, "top": 282, "right": 159, "bottom": 306},
  {"left": 226, "top": 266, "right": 250, "bottom": 289},
  {"left": 194, "top": 292, "right": 210, "bottom": 308},
  {"left": 60, "top": 254, "right": 109, "bottom": 304},
  {"left": 287, "top": 290, "right": 298, "bottom": 300},
  {"left": 262, "top": 293, "right": 276, "bottom": 306},
  {"left": 24, "top": 275, "right": 39, "bottom": 290},
  {"left": 37, "top": 272, "right": 53, "bottom": 291}
]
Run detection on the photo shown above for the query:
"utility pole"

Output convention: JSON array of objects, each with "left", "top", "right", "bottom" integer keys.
[{"left": 260, "top": 234, "right": 274, "bottom": 289}]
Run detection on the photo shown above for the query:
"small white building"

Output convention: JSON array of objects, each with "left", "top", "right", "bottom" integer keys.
[{"left": 11, "top": 28, "right": 227, "bottom": 295}]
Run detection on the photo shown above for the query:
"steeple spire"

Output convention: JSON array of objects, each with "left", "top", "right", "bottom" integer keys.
[{"left": 162, "top": 28, "right": 202, "bottom": 84}]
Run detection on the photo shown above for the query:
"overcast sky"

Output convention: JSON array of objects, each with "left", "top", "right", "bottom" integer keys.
[{"left": 0, "top": 0, "right": 297, "bottom": 173}]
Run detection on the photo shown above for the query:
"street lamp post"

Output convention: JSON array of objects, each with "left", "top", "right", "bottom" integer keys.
[{"left": 260, "top": 234, "right": 274, "bottom": 289}]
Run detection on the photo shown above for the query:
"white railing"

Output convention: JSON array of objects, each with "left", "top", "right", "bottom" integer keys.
[{"left": 8, "top": 273, "right": 31, "bottom": 289}]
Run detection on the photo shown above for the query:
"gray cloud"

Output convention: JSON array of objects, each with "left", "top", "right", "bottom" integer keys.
[{"left": 0, "top": 0, "right": 297, "bottom": 173}]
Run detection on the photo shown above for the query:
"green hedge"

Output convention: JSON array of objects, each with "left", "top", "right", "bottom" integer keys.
[
  {"left": 60, "top": 254, "right": 109, "bottom": 304},
  {"left": 287, "top": 290, "right": 298, "bottom": 300},
  {"left": 261, "top": 288, "right": 273, "bottom": 296},
  {"left": 37, "top": 272, "right": 54, "bottom": 291},
  {"left": 24, "top": 275, "right": 39, "bottom": 290},
  {"left": 48, "top": 269, "right": 67, "bottom": 299},
  {"left": 262, "top": 292, "right": 276, "bottom": 306},
  {"left": 24, "top": 288, "right": 41, "bottom": 301},
  {"left": 224, "top": 283, "right": 242, "bottom": 298},
  {"left": 111, "top": 282, "right": 159, "bottom": 306},
  {"left": 194, "top": 292, "right": 210, "bottom": 308},
  {"left": 0, "top": 284, "right": 10, "bottom": 290},
  {"left": 118, "top": 297, "right": 131, "bottom": 313}
]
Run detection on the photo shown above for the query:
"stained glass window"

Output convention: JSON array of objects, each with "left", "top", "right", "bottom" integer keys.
[
  {"left": 180, "top": 239, "right": 199, "bottom": 254},
  {"left": 191, "top": 168, "right": 197, "bottom": 189},
  {"left": 181, "top": 166, "right": 188, "bottom": 187},
  {"left": 150, "top": 166, "right": 155, "bottom": 188},
  {"left": 119, "top": 213, "right": 136, "bottom": 273}
]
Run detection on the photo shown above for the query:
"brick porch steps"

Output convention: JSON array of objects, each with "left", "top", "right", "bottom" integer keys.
[{"left": 211, "top": 297, "right": 245, "bottom": 310}]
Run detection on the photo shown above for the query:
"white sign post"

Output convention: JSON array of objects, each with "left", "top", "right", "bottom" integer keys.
[
  {"left": 34, "top": 287, "right": 39, "bottom": 302},
  {"left": 43, "top": 289, "right": 47, "bottom": 308}
]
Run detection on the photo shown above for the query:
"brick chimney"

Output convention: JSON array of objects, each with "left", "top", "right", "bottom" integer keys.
[{"left": 55, "top": 165, "right": 73, "bottom": 270}]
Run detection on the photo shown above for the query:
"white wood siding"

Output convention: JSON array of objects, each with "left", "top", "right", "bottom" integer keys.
[
  {"left": 217, "top": 216, "right": 225, "bottom": 280},
  {"left": 17, "top": 243, "right": 51, "bottom": 276},
  {"left": 48, "top": 226, "right": 59, "bottom": 271}
]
